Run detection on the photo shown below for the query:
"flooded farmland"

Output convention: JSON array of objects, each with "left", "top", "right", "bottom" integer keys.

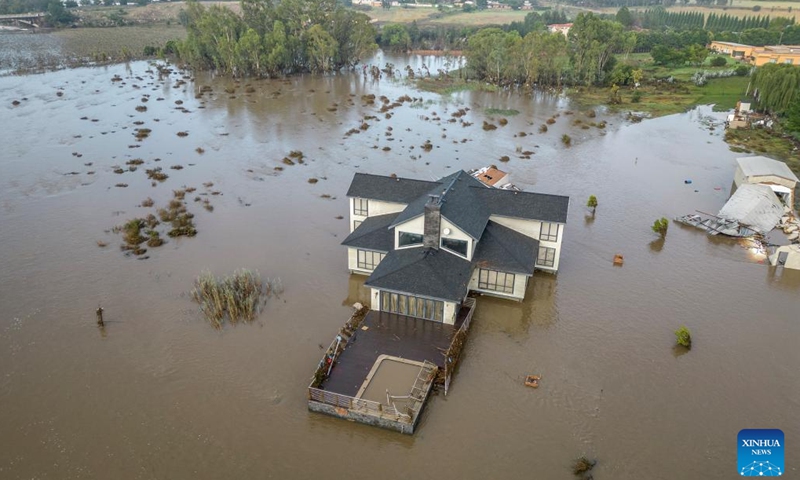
[{"left": 1, "top": 48, "right": 798, "bottom": 480}]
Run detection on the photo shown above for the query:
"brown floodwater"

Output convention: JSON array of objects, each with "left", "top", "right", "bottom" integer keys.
[{"left": 1, "top": 51, "right": 798, "bottom": 480}]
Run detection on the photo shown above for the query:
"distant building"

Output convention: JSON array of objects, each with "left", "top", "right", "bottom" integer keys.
[
  {"left": 470, "top": 165, "right": 512, "bottom": 189},
  {"left": 709, "top": 41, "right": 800, "bottom": 66},
  {"left": 751, "top": 45, "right": 800, "bottom": 66},
  {"left": 547, "top": 23, "right": 572, "bottom": 37},
  {"left": 709, "top": 41, "right": 755, "bottom": 59}
]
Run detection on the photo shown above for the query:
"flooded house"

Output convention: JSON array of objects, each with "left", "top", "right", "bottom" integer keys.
[
  {"left": 307, "top": 170, "right": 569, "bottom": 433},
  {"left": 734, "top": 156, "right": 799, "bottom": 206},
  {"left": 770, "top": 244, "right": 800, "bottom": 270}
]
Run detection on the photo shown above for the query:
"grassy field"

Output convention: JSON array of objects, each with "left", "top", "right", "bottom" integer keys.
[
  {"left": 54, "top": 24, "right": 186, "bottom": 60},
  {"left": 726, "top": 128, "right": 800, "bottom": 177},
  {"left": 364, "top": 6, "right": 530, "bottom": 26},
  {"left": 539, "top": 0, "right": 800, "bottom": 21}
]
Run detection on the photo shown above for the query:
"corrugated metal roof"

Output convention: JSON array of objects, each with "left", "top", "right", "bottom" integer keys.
[
  {"left": 736, "top": 156, "right": 799, "bottom": 183},
  {"left": 717, "top": 184, "right": 784, "bottom": 234}
]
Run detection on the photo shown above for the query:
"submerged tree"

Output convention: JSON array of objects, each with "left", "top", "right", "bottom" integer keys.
[
  {"left": 179, "top": 0, "right": 376, "bottom": 77},
  {"left": 651, "top": 217, "right": 669, "bottom": 237},
  {"left": 675, "top": 325, "right": 692, "bottom": 349},
  {"left": 587, "top": 195, "right": 598, "bottom": 213}
]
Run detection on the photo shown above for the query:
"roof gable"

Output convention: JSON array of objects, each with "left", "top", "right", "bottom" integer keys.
[
  {"left": 365, "top": 248, "right": 473, "bottom": 302},
  {"left": 390, "top": 171, "right": 491, "bottom": 239},
  {"left": 341, "top": 213, "right": 398, "bottom": 252},
  {"left": 473, "top": 221, "right": 539, "bottom": 274}
]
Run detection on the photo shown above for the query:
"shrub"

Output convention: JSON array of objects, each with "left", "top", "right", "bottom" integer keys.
[
  {"left": 735, "top": 65, "right": 750, "bottom": 76},
  {"left": 652, "top": 217, "right": 669, "bottom": 236},
  {"left": 561, "top": 134, "right": 571, "bottom": 146},
  {"left": 675, "top": 325, "right": 692, "bottom": 348},
  {"left": 710, "top": 56, "right": 728, "bottom": 67},
  {"left": 573, "top": 457, "right": 596, "bottom": 475},
  {"left": 631, "top": 90, "right": 642, "bottom": 103},
  {"left": 587, "top": 195, "right": 598, "bottom": 210}
]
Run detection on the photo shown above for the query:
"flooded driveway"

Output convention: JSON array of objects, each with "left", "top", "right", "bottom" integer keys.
[{"left": 0, "top": 52, "right": 798, "bottom": 479}]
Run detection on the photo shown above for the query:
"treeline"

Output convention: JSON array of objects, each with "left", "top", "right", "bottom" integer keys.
[
  {"left": 637, "top": 7, "right": 793, "bottom": 32},
  {"left": 378, "top": 21, "right": 477, "bottom": 51},
  {"left": 751, "top": 63, "right": 800, "bottom": 115},
  {"left": 0, "top": 0, "right": 50, "bottom": 14},
  {"left": 376, "top": 11, "right": 570, "bottom": 52},
  {"left": 178, "top": 0, "right": 377, "bottom": 77},
  {"left": 464, "top": 13, "right": 636, "bottom": 87}
]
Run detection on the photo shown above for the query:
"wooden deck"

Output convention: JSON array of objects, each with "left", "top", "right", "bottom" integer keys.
[{"left": 321, "top": 311, "right": 458, "bottom": 397}]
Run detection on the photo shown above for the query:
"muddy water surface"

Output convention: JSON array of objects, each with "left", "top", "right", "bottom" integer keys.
[{"left": 1, "top": 54, "right": 799, "bottom": 480}]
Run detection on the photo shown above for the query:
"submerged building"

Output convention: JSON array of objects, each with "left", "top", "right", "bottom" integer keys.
[
  {"left": 342, "top": 170, "right": 569, "bottom": 323},
  {"left": 307, "top": 170, "right": 570, "bottom": 433}
]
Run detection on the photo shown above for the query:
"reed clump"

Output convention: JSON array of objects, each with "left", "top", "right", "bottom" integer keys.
[{"left": 191, "top": 269, "right": 273, "bottom": 328}]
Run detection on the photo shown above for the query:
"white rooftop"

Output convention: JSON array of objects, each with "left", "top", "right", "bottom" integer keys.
[
  {"left": 736, "top": 156, "right": 799, "bottom": 183},
  {"left": 718, "top": 184, "right": 784, "bottom": 234}
]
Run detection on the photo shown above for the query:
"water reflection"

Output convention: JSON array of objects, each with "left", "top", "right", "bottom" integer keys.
[
  {"left": 342, "top": 274, "right": 371, "bottom": 307},
  {"left": 649, "top": 237, "right": 665, "bottom": 253}
]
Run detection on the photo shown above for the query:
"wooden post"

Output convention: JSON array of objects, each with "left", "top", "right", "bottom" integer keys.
[{"left": 96, "top": 307, "right": 104, "bottom": 326}]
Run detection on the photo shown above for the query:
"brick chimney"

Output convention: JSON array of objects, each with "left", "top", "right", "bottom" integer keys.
[{"left": 423, "top": 195, "right": 441, "bottom": 249}]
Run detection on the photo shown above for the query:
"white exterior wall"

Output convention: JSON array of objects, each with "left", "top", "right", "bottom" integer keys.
[
  {"left": 735, "top": 171, "right": 797, "bottom": 191},
  {"left": 371, "top": 287, "right": 458, "bottom": 324},
  {"left": 467, "top": 269, "right": 528, "bottom": 301},
  {"left": 488, "top": 215, "right": 565, "bottom": 272},
  {"left": 349, "top": 197, "right": 407, "bottom": 232},
  {"left": 442, "top": 302, "right": 457, "bottom": 325},
  {"left": 440, "top": 216, "right": 473, "bottom": 260},
  {"left": 394, "top": 215, "right": 425, "bottom": 249},
  {"left": 770, "top": 246, "right": 800, "bottom": 270},
  {"left": 347, "top": 247, "right": 385, "bottom": 275}
]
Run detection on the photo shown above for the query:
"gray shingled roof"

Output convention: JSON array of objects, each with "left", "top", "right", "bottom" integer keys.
[
  {"left": 472, "top": 187, "right": 569, "bottom": 224},
  {"left": 390, "top": 171, "right": 491, "bottom": 240},
  {"left": 340, "top": 213, "right": 398, "bottom": 252},
  {"left": 365, "top": 248, "right": 473, "bottom": 302},
  {"left": 473, "top": 221, "right": 539, "bottom": 275},
  {"left": 346, "top": 173, "right": 440, "bottom": 204}
]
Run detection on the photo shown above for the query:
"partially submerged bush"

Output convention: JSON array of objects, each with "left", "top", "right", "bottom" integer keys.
[
  {"left": 191, "top": 269, "right": 274, "bottom": 328},
  {"left": 675, "top": 325, "right": 692, "bottom": 348},
  {"left": 573, "top": 457, "right": 596, "bottom": 475},
  {"left": 652, "top": 217, "right": 669, "bottom": 236}
]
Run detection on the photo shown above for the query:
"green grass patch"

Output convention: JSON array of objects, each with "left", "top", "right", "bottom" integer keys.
[
  {"left": 725, "top": 128, "right": 800, "bottom": 177},
  {"left": 416, "top": 77, "right": 499, "bottom": 95},
  {"left": 569, "top": 75, "right": 749, "bottom": 117}
]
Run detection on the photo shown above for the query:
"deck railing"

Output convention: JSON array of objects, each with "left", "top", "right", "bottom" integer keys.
[
  {"left": 443, "top": 297, "right": 476, "bottom": 395},
  {"left": 308, "top": 387, "right": 384, "bottom": 413},
  {"left": 308, "top": 360, "right": 438, "bottom": 424}
]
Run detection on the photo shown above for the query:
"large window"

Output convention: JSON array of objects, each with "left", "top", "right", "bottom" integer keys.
[
  {"left": 537, "top": 246, "right": 556, "bottom": 268},
  {"left": 380, "top": 291, "right": 443, "bottom": 322},
  {"left": 357, "top": 249, "right": 385, "bottom": 271},
  {"left": 398, "top": 231, "right": 423, "bottom": 247},
  {"left": 478, "top": 269, "right": 515, "bottom": 294},
  {"left": 353, "top": 198, "right": 368, "bottom": 216},
  {"left": 441, "top": 237, "right": 468, "bottom": 257},
  {"left": 540, "top": 222, "right": 559, "bottom": 242}
]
